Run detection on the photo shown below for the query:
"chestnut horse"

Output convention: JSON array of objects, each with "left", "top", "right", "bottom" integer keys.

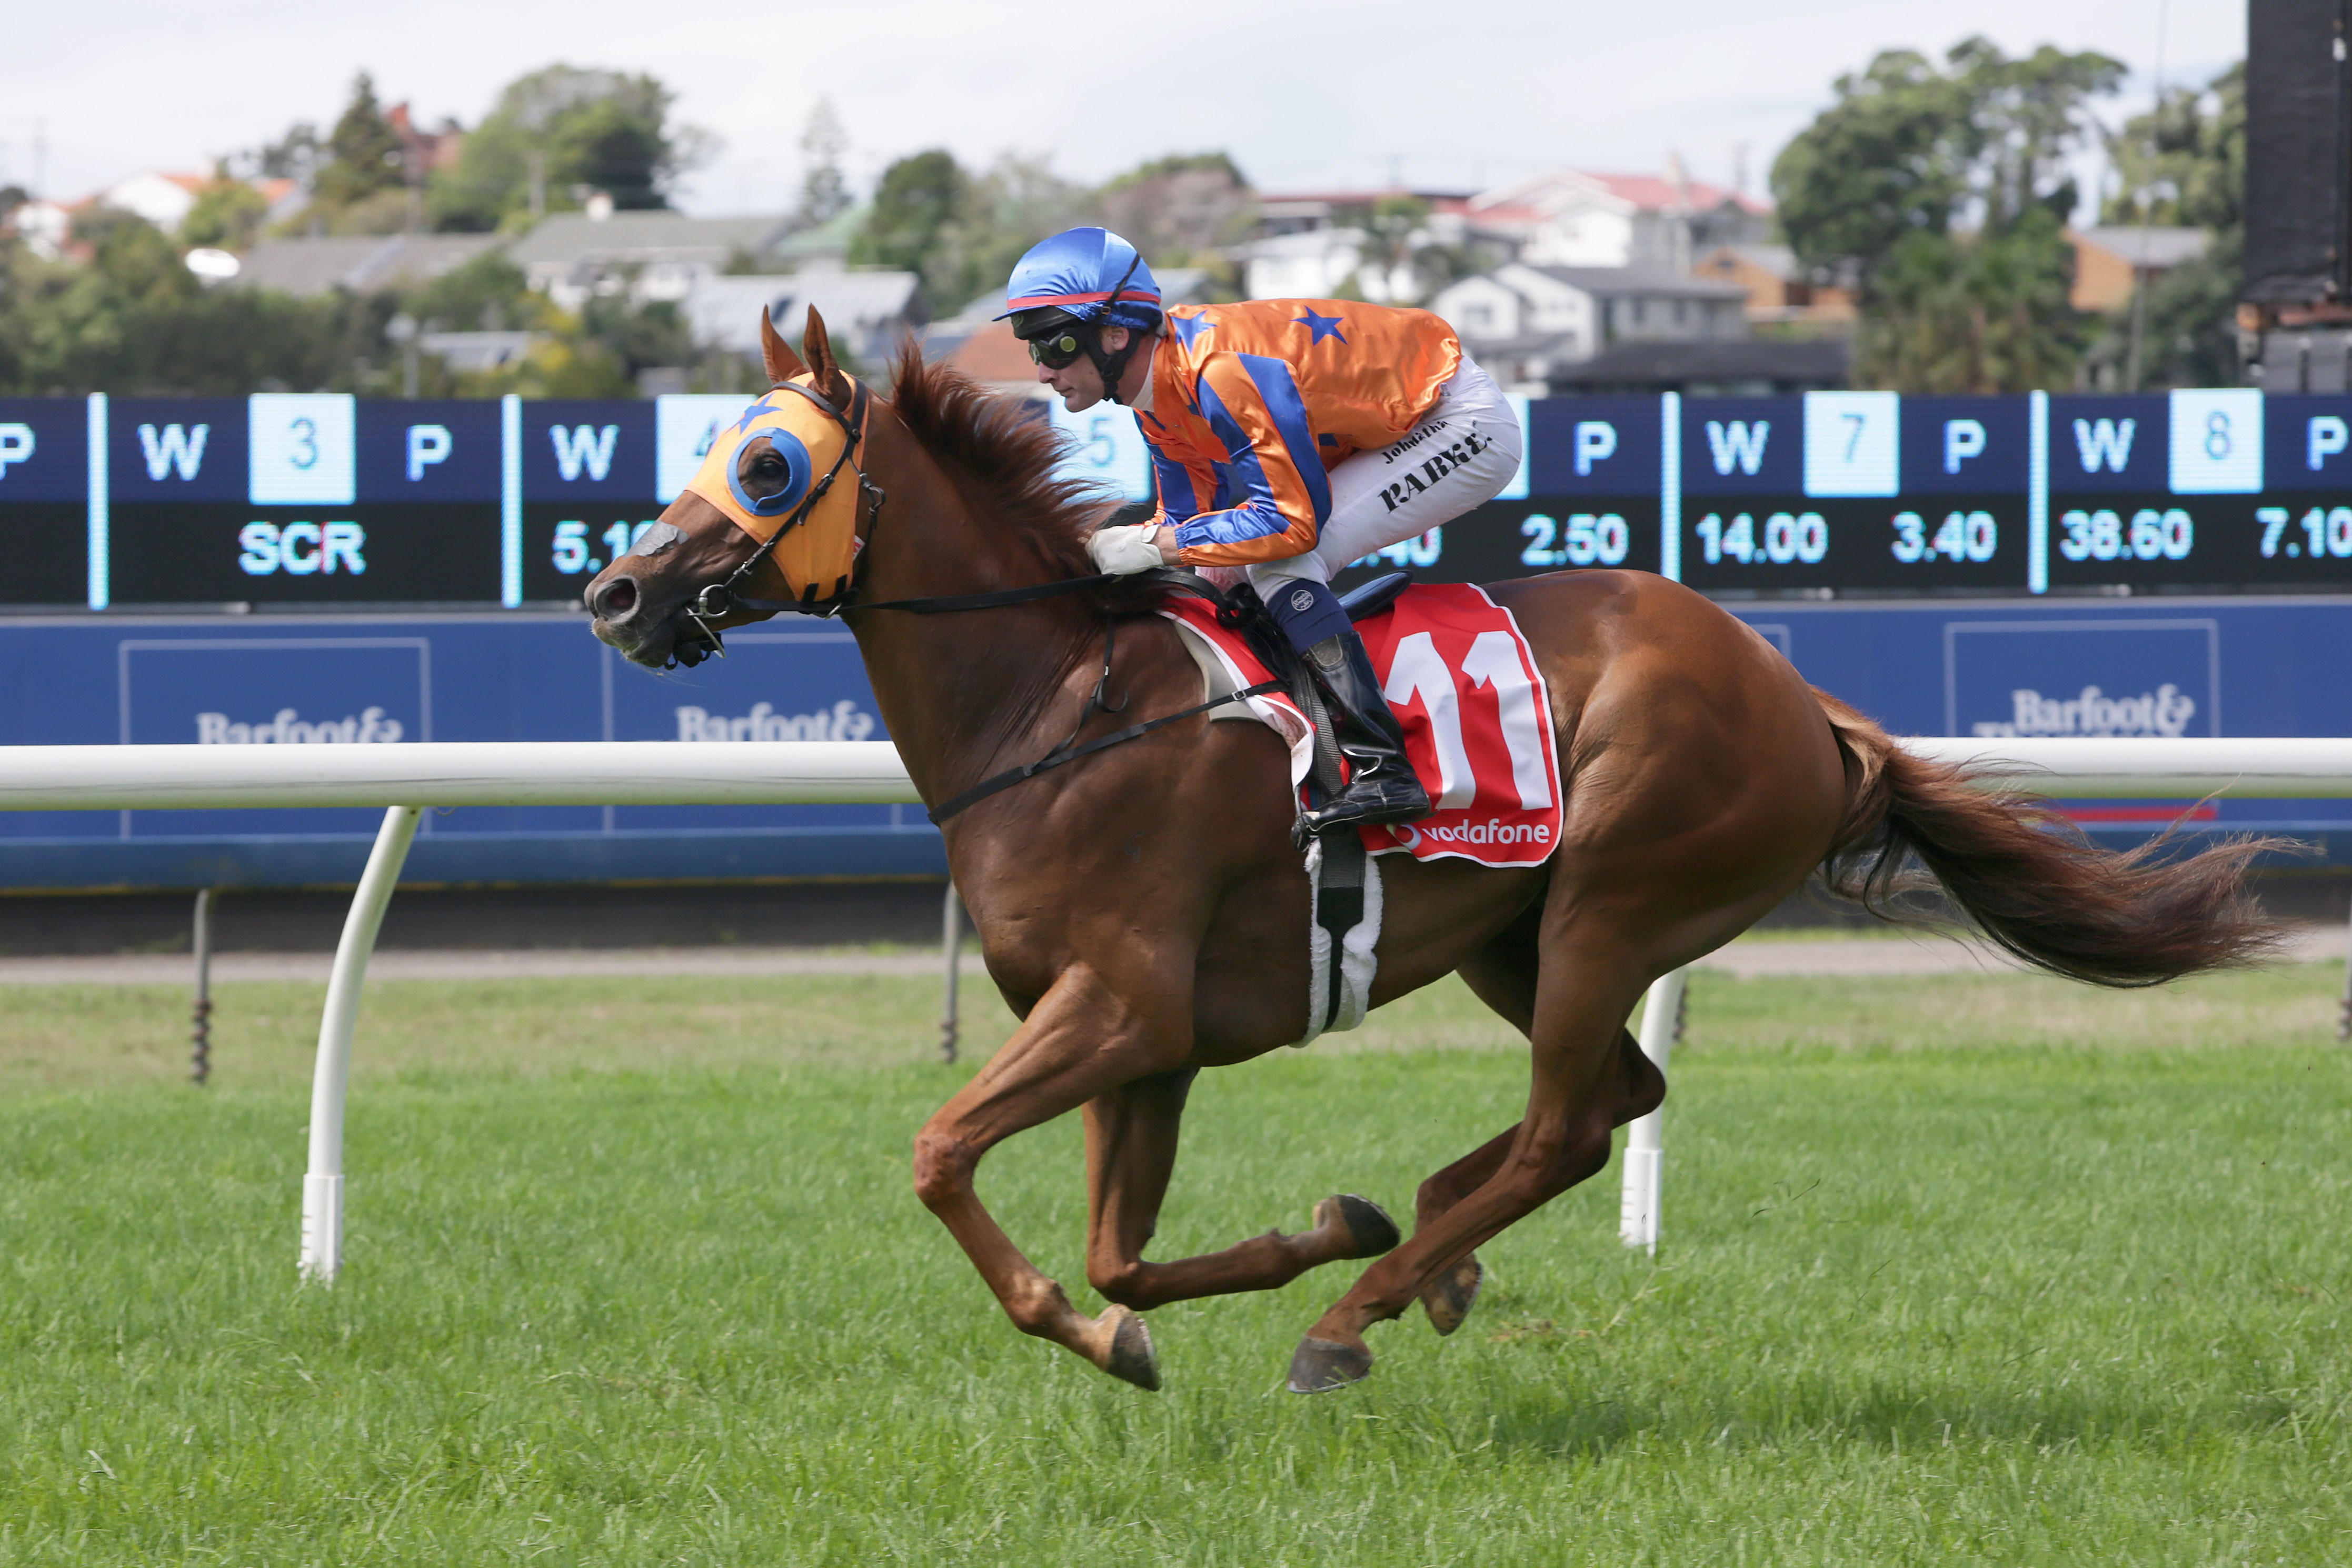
[{"left": 586, "top": 312, "right": 2279, "bottom": 1393}]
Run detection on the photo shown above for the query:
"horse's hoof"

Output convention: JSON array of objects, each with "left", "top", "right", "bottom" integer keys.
[
  {"left": 1287, "top": 1335, "right": 1373, "bottom": 1393},
  {"left": 1099, "top": 1304, "right": 1161, "bottom": 1392},
  {"left": 1315, "top": 1193, "right": 1402, "bottom": 1259},
  {"left": 1421, "top": 1254, "right": 1483, "bottom": 1337}
]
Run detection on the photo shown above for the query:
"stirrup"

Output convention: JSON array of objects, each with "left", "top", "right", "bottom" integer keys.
[{"left": 1301, "top": 774, "right": 1431, "bottom": 837}]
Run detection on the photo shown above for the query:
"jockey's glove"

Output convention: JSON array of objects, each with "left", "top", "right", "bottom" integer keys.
[{"left": 1088, "top": 523, "right": 1165, "bottom": 575}]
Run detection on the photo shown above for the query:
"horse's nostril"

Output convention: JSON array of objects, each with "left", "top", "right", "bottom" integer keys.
[{"left": 593, "top": 575, "right": 640, "bottom": 618}]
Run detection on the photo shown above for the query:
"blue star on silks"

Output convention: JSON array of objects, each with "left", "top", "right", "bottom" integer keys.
[
  {"left": 726, "top": 398, "right": 776, "bottom": 436},
  {"left": 1168, "top": 312, "right": 1214, "bottom": 349},
  {"left": 1293, "top": 307, "right": 1348, "bottom": 345}
]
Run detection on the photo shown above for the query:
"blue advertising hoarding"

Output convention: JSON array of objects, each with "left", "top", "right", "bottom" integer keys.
[{"left": 3, "top": 594, "right": 2352, "bottom": 890}]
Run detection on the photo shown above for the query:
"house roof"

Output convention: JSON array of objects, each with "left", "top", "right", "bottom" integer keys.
[
  {"left": 234, "top": 233, "right": 505, "bottom": 297},
  {"left": 1697, "top": 243, "right": 1799, "bottom": 279},
  {"left": 1470, "top": 167, "right": 1770, "bottom": 217},
  {"left": 1510, "top": 263, "right": 1751, "bottom": 300},
  {"left": 2072, "top": 226, "right": 2212, "bottom": 269},
  {"left": 1548, "top": 338, "right": 1849, "bottom": 393},
  {"left": 504, "top": 211, "right": 794, "bottom": 269},
  {"left": 682, "top": 270, "right": 924, "bottom": 355}
]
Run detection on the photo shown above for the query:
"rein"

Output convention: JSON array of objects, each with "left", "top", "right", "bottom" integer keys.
[{"left": 673, "top": 385, "right": 1282, "bottom": 825}]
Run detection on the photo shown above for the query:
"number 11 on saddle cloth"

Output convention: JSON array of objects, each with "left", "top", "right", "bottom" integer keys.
[{"left": 1162, "top": 582, "right": 1563, "bottom": 869}]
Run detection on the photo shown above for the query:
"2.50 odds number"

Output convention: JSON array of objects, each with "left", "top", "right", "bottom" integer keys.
[{"left": 1520, "top": 512, "right": 1630, "bottom": 567}]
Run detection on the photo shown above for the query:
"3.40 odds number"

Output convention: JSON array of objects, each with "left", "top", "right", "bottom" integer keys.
[{"left": 1891, "top": 510, "right": 1997, "bottom": 564}]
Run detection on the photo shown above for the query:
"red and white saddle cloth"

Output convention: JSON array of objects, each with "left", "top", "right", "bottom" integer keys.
[{"left": 1161, "top": 583, "right": 1563, "bottom": 868}]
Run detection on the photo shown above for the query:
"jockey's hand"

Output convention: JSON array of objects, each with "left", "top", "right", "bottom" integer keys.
[{"left": 1088, "top": 523, "right": 1179, "bottom": 574}]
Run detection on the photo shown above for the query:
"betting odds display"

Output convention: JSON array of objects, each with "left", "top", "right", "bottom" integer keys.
[{"left": 2, "top": 388, "right": 2350, "bottom": 607}]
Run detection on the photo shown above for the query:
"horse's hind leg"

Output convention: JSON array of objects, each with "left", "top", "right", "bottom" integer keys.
[
  {"left": 1411, "top": 905, "right": 1546, "bottom": 1334},
  {"left": 1081, "top": 1070, "right": 1401, "bottom": 1313},
  {"left": 1289, "top": 925, "right": 1665, "bottom": 1392}
]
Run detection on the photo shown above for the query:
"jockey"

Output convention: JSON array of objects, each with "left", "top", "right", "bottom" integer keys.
[{"left": 1001, "top": 226, "right": 1523, "bottom": 836}]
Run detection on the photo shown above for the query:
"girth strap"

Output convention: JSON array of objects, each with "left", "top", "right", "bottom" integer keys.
[{"left": 925, "top": 678, "right": 1283, "bottom": 825}]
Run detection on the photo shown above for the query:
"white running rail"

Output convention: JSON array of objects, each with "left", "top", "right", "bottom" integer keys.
[{"left": 0, "top": 736, "right": 2340, "bottom": 1274}]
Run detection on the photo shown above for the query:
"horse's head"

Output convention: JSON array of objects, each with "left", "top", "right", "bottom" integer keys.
[{"left": 587, "top": 309, "right": 866, "bottom": 668}]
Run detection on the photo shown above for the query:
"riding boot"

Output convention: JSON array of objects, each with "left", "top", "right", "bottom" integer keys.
[{"left": 1299, "top": 626, "right": 1432, "bottom": 836}]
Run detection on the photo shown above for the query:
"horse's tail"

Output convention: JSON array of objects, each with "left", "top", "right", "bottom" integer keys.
[{"left": 1810, "top": 689, "right": 2294, "bottom": 987}]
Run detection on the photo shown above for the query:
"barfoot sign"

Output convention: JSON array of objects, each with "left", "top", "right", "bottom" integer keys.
[
  {"left": 673, "top": 700, "right": 876, "bottom": 743},
  {"left": 1969, "top": 684, "right": 2198, "bottom": 738},
  {"left": 195, "top": 707, "right": 407, "bottom": 744}
]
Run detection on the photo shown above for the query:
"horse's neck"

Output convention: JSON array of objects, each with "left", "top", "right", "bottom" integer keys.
[{"left": 847, "top": 457, "right": 1102, "bottom": 803}]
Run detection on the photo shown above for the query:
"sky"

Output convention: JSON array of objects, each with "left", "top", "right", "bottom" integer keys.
[{"left": 1, "top": 1, "right": 2244, "bottom": 218}]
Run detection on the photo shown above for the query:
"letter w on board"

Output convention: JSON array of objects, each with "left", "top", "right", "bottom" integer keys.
[
  {"left": 1705, "top": 421, "right": 1768, "bottom": 476},
  {"left": 138, "top": 423, "right": 209, "bottom": 481},
  {"left": 2072, "top": 418, "right": 2135, "bottom": 473},
  {"left": 550, "top": 424, "right": 619, "bottom": 483}
]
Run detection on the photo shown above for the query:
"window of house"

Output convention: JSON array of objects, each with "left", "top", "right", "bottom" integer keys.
[{"left": 1466, "top": 304, "right": 1493, "bottom": 329}]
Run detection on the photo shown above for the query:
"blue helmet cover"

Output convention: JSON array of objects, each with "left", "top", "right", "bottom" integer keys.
[{"left": 997, "top": 227, "right": 1161, "bottom": 330}]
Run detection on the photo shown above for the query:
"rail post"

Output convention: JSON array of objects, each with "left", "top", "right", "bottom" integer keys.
[
  {"left": 300, "top": 806, "right": 422, "bottom": 1283},
  {"left": 940, "top": 882, "right": 963, "bottom": 1064},
  {"left": 1619, "top": 966, "right": 1689, "bottom": 1252},
  {"left": 190, "top": 887, "right": 215, "bottom": 1087}
]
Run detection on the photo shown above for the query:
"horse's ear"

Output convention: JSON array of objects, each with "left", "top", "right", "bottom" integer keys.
[
  {"left": 760, "top": 307, "right": 808, "bottom": 384},
  {"left": 802, "top": 306, "right": 851, "bottom": 407}
]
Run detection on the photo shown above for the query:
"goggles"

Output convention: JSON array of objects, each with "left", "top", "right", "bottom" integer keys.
[{"left": 1026, "top": 328, "right": 1088, "bottom": 370}]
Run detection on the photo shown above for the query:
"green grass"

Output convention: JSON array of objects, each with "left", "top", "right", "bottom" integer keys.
[{"left": 3, "top": 963, "right": 2349, "bottom": 1564}]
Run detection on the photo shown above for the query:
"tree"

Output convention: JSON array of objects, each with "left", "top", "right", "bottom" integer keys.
[
  {"left": 2080, "top": 64, "right": 2245, "bottom": 389},
  {"left": 795, "top": 97, "right": 851, "bottom": 228},
  {"left": 313, "top": 73, "right": 408, "bottom": 212},
  {"left": 849, "top": 149, "right": 969, "bottom": 305},
  {"left": 430, "top": 65, "right": 710, "bottom": 232},
  {"left": 1773, "top": 37, "right": 2126, "bottom": 391},
  {"left": 1096, "top": 152, "right": 1253, "bottom": 268},
  {"left": 181, "top": 169, "right": 270, "bottom": 251}
]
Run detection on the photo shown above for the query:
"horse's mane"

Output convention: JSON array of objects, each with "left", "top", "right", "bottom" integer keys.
[{"left": 885, "top": 342, "right": 1169, "bottom": 613}]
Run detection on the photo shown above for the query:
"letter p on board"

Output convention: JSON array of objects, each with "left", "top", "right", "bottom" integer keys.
[
  {"left": 406, "top": 424, "right": 453, "bottom": 481},
  {"left": 1574, "top": 420, "right": 1618, "bottom": 477},
  {"left": 2310, "top": 415, "right": 2349, "bottom": 472},
  {"left": 0, "top": 422, "right": 32, "bottom": 479},
  {"left": 1944, "top": 418, "right": 1986, "bottom": 474}
]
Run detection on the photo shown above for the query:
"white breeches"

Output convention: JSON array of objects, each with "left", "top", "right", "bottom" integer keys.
[{"left": 1242, "top": 355, "right": 1521, "bottom": 600}]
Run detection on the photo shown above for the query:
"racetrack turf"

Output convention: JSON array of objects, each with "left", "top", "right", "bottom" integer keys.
[{"left": 2, "top": 962, "right": 2347, "bottom": 1564}]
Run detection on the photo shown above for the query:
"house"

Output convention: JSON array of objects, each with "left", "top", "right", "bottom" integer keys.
[
  {"left": 1429, "top": 263, "right": 1751, "bottom": 392},
  {"left": 234, "top": 233, "right": 505, "bottom": 296},
  {"left": 681, "top": 266, "right": 926, "bottom": 369},
  {"left": 2068, "top": 227, "right": 2213, "bottom": 313},
  {"left": 1464, "top": 164, "right": 1771, "bottom": 273},
  {"left": 96, "top": 171, "right": 210, "bottom": 231},
  {"left": 1547, "top": 338, "right": 1849, "bottom": 397},
  {"left": 1239, "top": 188, "right": 1473, "bottom": 303},
  {"left": 1692, "top": 244, "right": 1857, "bottom": 327},
  {"left": 504, "top": 209, "right": 799, "bottom": 310}
]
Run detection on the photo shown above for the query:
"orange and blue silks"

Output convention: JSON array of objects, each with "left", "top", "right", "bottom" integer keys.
[{"left": 1138, "top": 300, "right": 1463, "bottom": 570}]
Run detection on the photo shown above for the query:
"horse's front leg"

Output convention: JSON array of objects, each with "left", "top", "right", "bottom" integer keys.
[
  {"left": 911, "top": 962, "right": 1187, "bottom": 1390},
  {"left": 1081, "top": 1070, "right": 1400, "bottom": 1312}
]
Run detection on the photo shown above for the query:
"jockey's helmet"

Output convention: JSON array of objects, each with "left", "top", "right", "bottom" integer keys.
[{"left": 1000, "top": 228, "right": 1162, "bottom": 405}]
